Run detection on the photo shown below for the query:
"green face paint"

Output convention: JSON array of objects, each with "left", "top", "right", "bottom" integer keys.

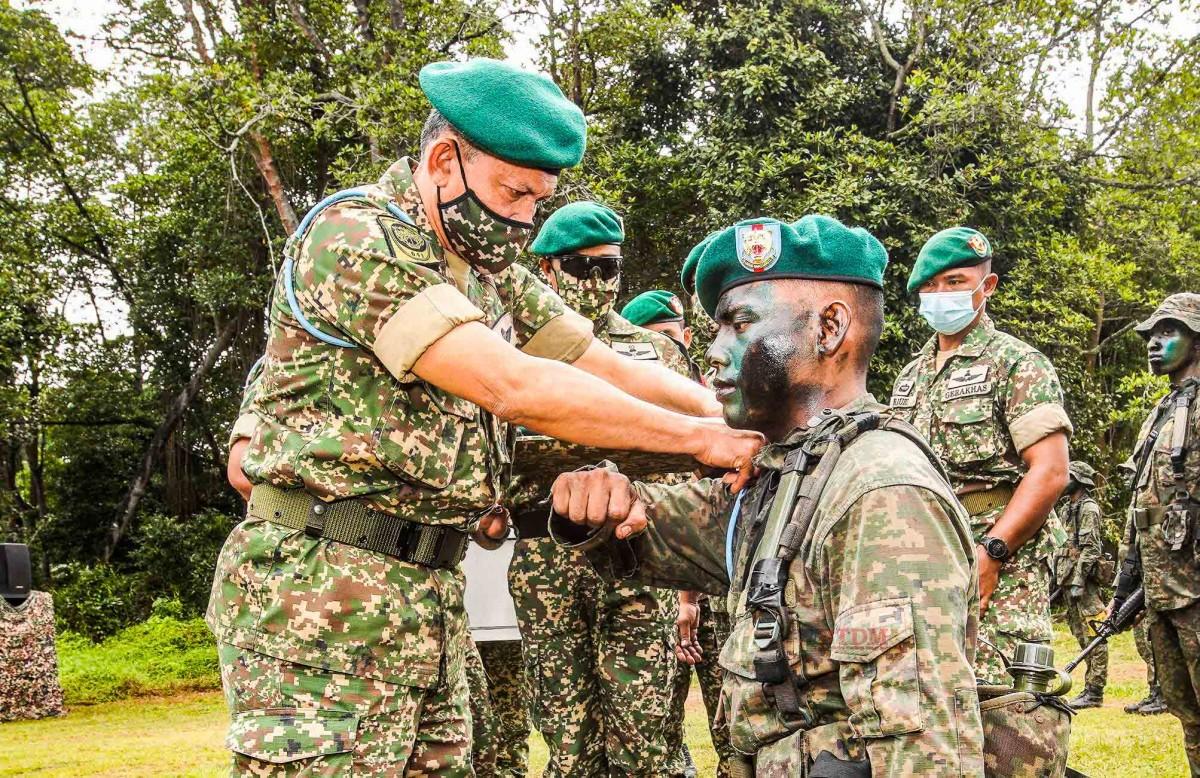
[
  {"left": 707, "top": 282, "right": 816, "bottom": 439},
  {"left": 1147, "top": 322, "right": 1197, "bottom": 376}
]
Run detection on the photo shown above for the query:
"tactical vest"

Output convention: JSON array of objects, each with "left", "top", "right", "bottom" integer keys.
[{"left": 725, "top": 410, "right": 1074, "bottom": 777}]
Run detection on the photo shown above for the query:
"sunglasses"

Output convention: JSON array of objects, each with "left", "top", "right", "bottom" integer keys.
[{"left": 557, "top": 254, "right": 623, "bottom": 281}]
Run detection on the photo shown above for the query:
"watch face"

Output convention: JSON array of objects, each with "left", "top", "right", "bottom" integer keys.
[{"left": 986, "top": 538, "right": 1008, "bottom": 559}]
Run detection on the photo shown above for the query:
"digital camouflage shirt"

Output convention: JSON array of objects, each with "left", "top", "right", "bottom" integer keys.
[
  {"left": 580, "top": 395, "right": 984, "bottom": 776},
  {"left": 208, "top": 159, "right": 592, "bottom": 691},
  {"left": 1126, "top": 378, "right": 1200, "bottom": 611},
  {"left": 237, "top": 158, "right": 593, "bottom": 522},
  {"left": 1052, "top": 496, "right": 1104, "bottom": 591},
  {"left": 0, "top": 592, "right": 64, "bottom": 722},
  {"left": 890, "top": 315, "right": 1071, "bottom": 555}
]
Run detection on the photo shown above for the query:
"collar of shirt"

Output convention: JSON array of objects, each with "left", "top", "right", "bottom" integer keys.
[
  {"left": 917, "top": 313, "right": 998, "bottom": 370},
  {"left": 753, "top": 392, "right": 882, "bottom": 471},
  {"left": 379, "top": 157, "right": 478, "bottom": 292}
]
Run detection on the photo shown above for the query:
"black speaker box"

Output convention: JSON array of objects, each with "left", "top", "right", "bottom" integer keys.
[{"left": 1, "top": 543, "right": 32, "bottom": 598}]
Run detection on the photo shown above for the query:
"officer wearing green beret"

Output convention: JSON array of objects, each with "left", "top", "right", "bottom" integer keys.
[
  {"left": 550, "top": 215, "right": 985, "bottom": 775},
  {"left": 889, "top": 227, "right": 1072, "bottom": 686},
  {"left": 212, "top": 59, "right": 763, "bottom": 776},
  {"left": 622, "top": 290, "right": 700, "bottom": 380},
  {"left": 1111, "top": 293, "right": 1200, "bottom": 769},
  {"left": 1052, "top": 461, "right": 1109, "bottom": 709},
  {"left": 507, "top": 201, "right": 696, "bottom": 777}
]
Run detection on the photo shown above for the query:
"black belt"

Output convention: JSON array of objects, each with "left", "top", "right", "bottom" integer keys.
[
  {"left": 514, "top": 507, "right": 552, "bottom": 540},
  {"left": 248, "top": 484, "right": 469, "bottom": 569}
]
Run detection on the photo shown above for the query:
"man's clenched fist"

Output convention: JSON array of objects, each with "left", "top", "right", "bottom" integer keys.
[{"left": 550, "top": 467, "right": 648, "bottom": 540}]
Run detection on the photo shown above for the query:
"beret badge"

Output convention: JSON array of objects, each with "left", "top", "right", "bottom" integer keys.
[{"left": 736, "top": 222, "right": 781, "bottom": 273}]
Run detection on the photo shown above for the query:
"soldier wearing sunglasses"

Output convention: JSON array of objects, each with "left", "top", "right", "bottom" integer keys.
[{"left": 507, "top": 201, "right": 696, "bottom": 777}]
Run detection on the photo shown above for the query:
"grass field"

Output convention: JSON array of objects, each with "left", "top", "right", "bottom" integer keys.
[{"left": 0, "top": 627, "right": 1189, "bottom": 776}]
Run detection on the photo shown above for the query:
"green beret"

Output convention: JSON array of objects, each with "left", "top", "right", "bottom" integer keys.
[
  {"left": 419, "top": 58, "right": 587, "bottom": 171},
  {"left": 621, "top": 290, "right": 686, "bottom": 327},
  {"left": 530, "top": 202, "right": 624, "bottom": 256},
  {"left": 1135, "top": 293, "right": 1200, "bottom": 337},
  {"left": 907, "top": 227, "right": 993, "bottom": 293},
  {"left": 694, "top": 215, "right": 888, "bottom": 317},
  {"left": 681, "top": 231, "right": 719, "bottom": 295}
]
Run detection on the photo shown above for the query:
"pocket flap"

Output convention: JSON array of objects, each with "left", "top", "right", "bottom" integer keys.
[
  {"left": 830, "top": 597, "right": 914, "bottom": 663},
  {"left": 227, "top": 707, "right": 358, "bottom": 764},
  {"left": 936, "top": 396, "right": 990, "bottom": 425}
]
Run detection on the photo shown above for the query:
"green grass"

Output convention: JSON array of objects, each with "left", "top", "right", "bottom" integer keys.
[
  {"left": 1, "top": 623, "right": 1188, "bottom": 776},
  {"left": 56, "top": 616, "right": 220, "bottom": 704},
  {"left": 1054, "top": 623, "right": 1189, "bottom": 777}
]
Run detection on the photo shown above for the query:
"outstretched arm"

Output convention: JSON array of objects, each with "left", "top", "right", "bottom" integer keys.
[
  {"left": 413, "top": 322, "right": 762, "bottom": 487},
  {"left": 572, "top": 340, "right": 721, "bottom": 417}
]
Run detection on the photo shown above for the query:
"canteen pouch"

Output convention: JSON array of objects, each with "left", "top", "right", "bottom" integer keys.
[
  {"left": 227, "top": 707, "right": 358, "bottom": 767},
  {"left": 978, "top": 685, "right": 1072, "bottom": 778}
]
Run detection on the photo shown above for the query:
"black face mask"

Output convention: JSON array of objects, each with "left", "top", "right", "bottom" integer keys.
[{"left": 436, "top": 142, "right": 534, "bottom": 273}]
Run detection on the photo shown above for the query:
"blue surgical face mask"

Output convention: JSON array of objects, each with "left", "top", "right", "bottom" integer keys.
[{"left": 918, "top": 278, "right": 987, "bottom": 335}]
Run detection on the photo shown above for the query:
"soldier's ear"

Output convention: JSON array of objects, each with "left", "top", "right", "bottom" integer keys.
[
  {"left": 681, "top": 326, "right": 693, "bottom": 349},
  {"left": 816, "top": 300, "right": 851, "bottom": 357},
  {"left": 424, "top": 136, "right": 460, "bottom": 190}
]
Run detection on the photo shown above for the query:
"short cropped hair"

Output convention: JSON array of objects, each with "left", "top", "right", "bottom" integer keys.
[{"left": 419, "top": 109, "right": 479, "bottom": 160}]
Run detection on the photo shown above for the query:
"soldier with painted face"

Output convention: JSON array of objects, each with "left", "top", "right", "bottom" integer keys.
[
  {"left": 506, "top": 202, "right": 693, "bottom": 777},
  {"left": 550, "top": 216, "right": 985, "bottom": 775},
  {"left": 1053, "top": 461, "right": 1109, "bottom": 709},
  {"left": 890, "top": 227, "right": 1072, "bottom": 685},
  {"left": 1113, "top": 293, "right": 1200, "bottom": 771},
  {"left": 624, "top": 287, "right": 735, "bottom": 778},
  {"left": 209, "top": 58, "right": 762, "bottom": 776}
]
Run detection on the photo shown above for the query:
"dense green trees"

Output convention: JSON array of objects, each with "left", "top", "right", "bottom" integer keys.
[{"left": 0, "top": 0, "right": 1195, "bottom": 634}]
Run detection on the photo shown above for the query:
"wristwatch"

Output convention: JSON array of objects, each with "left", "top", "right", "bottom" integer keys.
[{"left": 980, "top": 535, "right": 1011, "bottom": 562}]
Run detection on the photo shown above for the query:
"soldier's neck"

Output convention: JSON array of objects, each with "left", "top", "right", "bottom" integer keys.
[
  {"left": 1170, "top": 360, "right": 1200, "bottom": 387},
  {"left": 769, "top": 375, "right": 868, "bottom": 443}
]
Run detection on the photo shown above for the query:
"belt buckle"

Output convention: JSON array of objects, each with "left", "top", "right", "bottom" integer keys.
[{"left": 753, "top": 612, "right": 781, "bottom": 650}]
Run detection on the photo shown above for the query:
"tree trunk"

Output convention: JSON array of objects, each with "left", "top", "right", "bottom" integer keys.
[
  {"left": 103, "top": 316, "right": 243, "bottom": 562},
  {"left": 247, "top": 131, "right": 298, "bottom": 233}
]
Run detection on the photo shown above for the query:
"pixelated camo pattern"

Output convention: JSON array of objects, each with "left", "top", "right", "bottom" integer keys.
[
  {"left": 0, "top": 592, "right": 64, "bottom": 722},
  {"left": 596, "top": 396, "right": 986, "bottom": 774}
]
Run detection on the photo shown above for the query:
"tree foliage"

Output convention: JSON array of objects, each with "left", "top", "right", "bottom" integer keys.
[{"left": 0, "top": 0, "right": 1196, "bottom": 631}]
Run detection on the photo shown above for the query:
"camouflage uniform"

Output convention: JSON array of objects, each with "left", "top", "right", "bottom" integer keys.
[
  {"left": 1053, "top": 493, "right": 1108, "bottom": 695},
  {"left": 477, "top": 640, "right": 529, "bottom": 778},
  {"left": 1134, "top": 619, "right": 1159, "bottom": 694},
  {"left": 1126, "top": 373, "right": 1200, "bottom": 771},
  {"left": 207, "top": 158, "right": 594, "bottom": 775},
  {"left": 577, "top": 395, "right": 985, "bottom": 775},
  {"left": 0, "top": 592, "right": 64, "bottom": 722},
  {"left": 664, "top": 596, "right": 735, "bottom": 778},
  {"left": 466, "top": 640, "right": 498, "bottom": 776},
  {"left": 891, "top": 314, "right": 1072, "bottom": 684},
  {"left": 507, "top": 309, "right": 691, "bottom": 778}
]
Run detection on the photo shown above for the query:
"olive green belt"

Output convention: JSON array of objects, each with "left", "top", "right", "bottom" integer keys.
[
  {"left": 247, "top": 484, "right": 469, "bottom": 569},
  {"left": 958, "top": 484, "right": 1015, "bottom": 517}
]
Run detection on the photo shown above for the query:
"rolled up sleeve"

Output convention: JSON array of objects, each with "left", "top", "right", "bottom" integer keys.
[
  {"left": 374, "top": 283, "right": 485, "bottom": 381},
  {"left": 1009, "top": 403, "right": 1073, "bottom": 453}
]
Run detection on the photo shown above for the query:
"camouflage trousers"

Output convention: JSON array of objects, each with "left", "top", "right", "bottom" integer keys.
[
  {"left": 467, "top": 640, "right": 497, "bottom": 776},
  {"left": 1135, "top": 618, "right": 1159, "bottom": 688},
  {"left": 1147, "top": 601, "right": 1200, "bottom": 774},
  {"left": 975, "top": 516, "right": 1054, "bottom": 685},
  {"left": 1064, "top": 588, "right": 1108, "bottom": 692},
  {"left": 509, "top": 536, "right": 680, "bottom": 777},
  {"left": 217, "top": 640, "right": 472, "bottom": 776},
  {"left": 663, "top": 598, "right": 735, "bottom": 778},
  {"left": 477, "top": 641, "right": 530, "bottom": 777}
]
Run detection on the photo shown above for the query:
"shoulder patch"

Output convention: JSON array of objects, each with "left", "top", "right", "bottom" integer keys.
[
  {"left": 492, "top": 312, "right": 515, "bottom": 344},
  {"left": 612, "top": 341, "right": 659, "bottom": 360},
  {"left": 378, "top": 216, "right": 434, "bottom": 261}
]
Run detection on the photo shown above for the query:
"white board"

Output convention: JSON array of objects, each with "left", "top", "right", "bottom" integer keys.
[{"left": 462, "top": 537, "right": 521, "bottom": 642}]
